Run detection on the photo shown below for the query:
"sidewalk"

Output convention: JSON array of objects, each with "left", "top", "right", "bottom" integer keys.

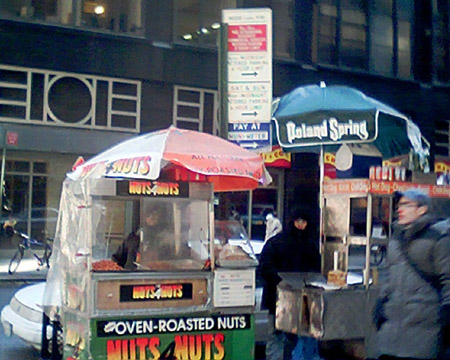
[{"left": 0, "top": 249, "right": 48, "bottom": 281}]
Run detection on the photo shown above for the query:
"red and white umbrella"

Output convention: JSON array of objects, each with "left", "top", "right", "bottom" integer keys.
[{"left": 69, "top": 126, "right": 271, "bottom": 192}]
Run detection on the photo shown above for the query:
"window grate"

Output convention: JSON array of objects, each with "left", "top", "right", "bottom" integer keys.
[
  {"left": 0, "top": 0, "right": 144, "bottom": 36},
  {"left": 173, "top": 85, "right": 219, "bottom": 135},
  {"left": 0, "top": 64, "right": 141, "bottom": 133}
]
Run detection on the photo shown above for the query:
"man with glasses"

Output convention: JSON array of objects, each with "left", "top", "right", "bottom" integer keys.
[{"left": 372, "top": 189, "right": 450, "bottom": 360}]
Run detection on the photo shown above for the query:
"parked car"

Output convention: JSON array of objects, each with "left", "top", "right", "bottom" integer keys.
[{"left": 1, "top": 282, "right": 46, "bottom": 349}]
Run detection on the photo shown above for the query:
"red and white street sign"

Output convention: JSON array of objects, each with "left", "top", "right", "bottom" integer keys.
[{"left": 227, "top": 24, "right": 268, "bottom": 52}]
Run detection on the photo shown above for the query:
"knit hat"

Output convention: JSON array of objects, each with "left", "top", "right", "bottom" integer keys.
[{"left": 397, "top": 188, "right": 430, "bottom": 207}]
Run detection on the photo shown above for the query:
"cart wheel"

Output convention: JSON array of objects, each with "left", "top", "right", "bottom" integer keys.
[{"left": 8, "top": 248, "right": 24, "bottom": 274}]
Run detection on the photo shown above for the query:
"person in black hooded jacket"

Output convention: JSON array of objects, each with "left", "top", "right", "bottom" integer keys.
[{"left": 258, "top": 208, "right": 321, "bottom": 360}]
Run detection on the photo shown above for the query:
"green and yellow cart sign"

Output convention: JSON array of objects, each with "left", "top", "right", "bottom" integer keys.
[{"left": 64, "top": 313, "right": 255, "bottom": 360}]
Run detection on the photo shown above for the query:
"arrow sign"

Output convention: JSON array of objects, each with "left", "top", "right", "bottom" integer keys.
[
  {"left": 241, "top": 142, "right": 259, "bottom": 149},
  {"left": 242, "top": 72, "right": 258, "bottom": 76},
  {"left": 242, "top": 111, "right": 258, "bottom": 116},
  {"left": 227, "top": 122, "right": 271, "bottom": 152}
]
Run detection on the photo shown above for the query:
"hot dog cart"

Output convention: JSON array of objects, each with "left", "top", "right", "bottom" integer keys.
[
  {"left": 270, "top": 83, "right": 439, "bottom": 350},
  {"left": 276, "top": 178, "right": 450, "bottom": 342},
  {"left": 42, "top": 127, "right": 271, "bottom": 360}
]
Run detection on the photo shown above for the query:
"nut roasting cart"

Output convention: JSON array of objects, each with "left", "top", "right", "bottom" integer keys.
[{"left": 42, "top": 127, "right": 271, "bottom": 360}]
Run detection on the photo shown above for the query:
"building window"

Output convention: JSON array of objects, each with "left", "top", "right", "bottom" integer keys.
[
  {"left": 340, "top": 0, "right": 367, "bottom": 69},
  {"left": 371, "top": 0, "right": 393, "bottom": 75},
  {"left": 433, "top": 0, "right": 450, "bottom": 83},
  {"left": 371, "top": 0, "right": 412, "bottom": 77},
  {"left": 174, "top": 0, "right": 236, "bottom": 45},
  {"left": 173, "top": 86, "right": 219, "bottom": 135},
  {"left": 396, "top": 0, "right": 412, "bottom": 78},
  {"left": 0, "top": 0, "right": 144, "bottom": 36},
  {"left": 2, "top": 160, "right": 52, "bottom": 242},
  {"left": 435, "top": 119, "right": 450, "bottom": 157},
  {"left": 313, "top": 0, "right": 412, "bottom": 78},
  {"left": 272, "top": 0, "right": 295, "bottom": 58},
  {"left": 316, "top": 0, "right": 367, "bottom": 69},
  {"left": 317, "top": 0, "right": 338, "bottom": 65}
]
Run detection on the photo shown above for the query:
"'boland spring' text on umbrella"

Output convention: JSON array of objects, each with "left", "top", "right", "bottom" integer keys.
[{"left": 286, "top": 118, "right": 369, "bottom": 143}]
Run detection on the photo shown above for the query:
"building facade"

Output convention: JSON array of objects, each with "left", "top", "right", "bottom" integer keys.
[{"left": 0, "top": 0, "right": 450, "bottom": 243}]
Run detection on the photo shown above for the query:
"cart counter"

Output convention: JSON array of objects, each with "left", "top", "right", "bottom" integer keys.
[{"left": 275, "top": 273, "right": 379, "bottom": 340}]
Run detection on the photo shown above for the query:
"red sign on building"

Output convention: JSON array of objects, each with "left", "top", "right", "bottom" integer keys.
[{"left": 6, "top": 131, "right": 18, "bottom": 146}]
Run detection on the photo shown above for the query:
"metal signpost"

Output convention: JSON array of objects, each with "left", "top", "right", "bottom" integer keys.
[
  {"left": 222, "top": 8, "right": 272, "bottom": 153},
  {"left": 0, "top": 128, "right": 5, "bottom": 217},
  {"left": 0, "top": 130, "right": 18, "bottom": 216}
]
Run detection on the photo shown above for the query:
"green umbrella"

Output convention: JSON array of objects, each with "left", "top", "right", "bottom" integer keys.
[{"left": 272, "top": 84, "right": 429, "bottom": 159}]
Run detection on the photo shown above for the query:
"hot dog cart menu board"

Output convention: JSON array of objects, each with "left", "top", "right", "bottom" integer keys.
[{"left": 213, "top": 269, "right": 255, "bottom": 307}]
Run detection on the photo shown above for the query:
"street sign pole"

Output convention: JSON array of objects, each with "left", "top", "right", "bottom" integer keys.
[
  {"left": 0, "top": 131, "right": 19, "bottom": 217},
  {"left": 0, "top": 129, "right": 6, "bottom": 216},
  {"left": 218, "top": 22, "right": 229, "bottom": 140}
]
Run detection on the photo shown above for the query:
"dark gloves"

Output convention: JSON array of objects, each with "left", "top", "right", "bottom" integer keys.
[
  {"left": 441, "top": 304, "right": 450, "bottom": 349},
  {"left": 438, "top": 304, "right": 450, "bottom": 359},
  {"left": 373, "top": 297, "right": 387, "bottom": 330}
]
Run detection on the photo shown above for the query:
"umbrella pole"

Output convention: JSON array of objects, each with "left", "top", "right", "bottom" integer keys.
[{"left": 319, "top": 145, "right": 324, "bottom": 262}]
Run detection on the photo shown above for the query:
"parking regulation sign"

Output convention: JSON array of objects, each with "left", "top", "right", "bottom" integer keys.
[
  {"left": 222, "top": 8, "right": 272, "bottom": 152},
  {"left": 228, "top": 122, "right": 271, "bottom": 151}
]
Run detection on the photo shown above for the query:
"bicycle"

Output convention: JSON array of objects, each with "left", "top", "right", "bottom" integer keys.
[{"left": 8, "top": 230, "right": 53, "bottom": 274}]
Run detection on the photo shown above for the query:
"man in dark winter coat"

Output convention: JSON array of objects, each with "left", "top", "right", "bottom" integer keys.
[
  {"left": 258, "top": 208, "right": 321, "bottom": 360},
  {"left": 373, "top": 189, "right": 450, "bottom": 360}
]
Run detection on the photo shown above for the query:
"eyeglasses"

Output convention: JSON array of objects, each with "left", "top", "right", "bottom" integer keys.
[{"left": 397, "top": 201, "right": 419, "bottom": 209}]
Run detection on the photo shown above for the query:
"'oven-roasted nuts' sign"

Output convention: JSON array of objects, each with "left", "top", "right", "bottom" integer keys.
[
  {"left": 97, "top": 314, "right": 251, "bottom": 337},
  {"left": 116, "top": 180, "right": 189, "bottom": 197},
  {"left": 120, "top": 283, "right": 193, "bottom": 302},
  {"left": 92, "top": 314, "right": 253, "bottom": 360}
]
